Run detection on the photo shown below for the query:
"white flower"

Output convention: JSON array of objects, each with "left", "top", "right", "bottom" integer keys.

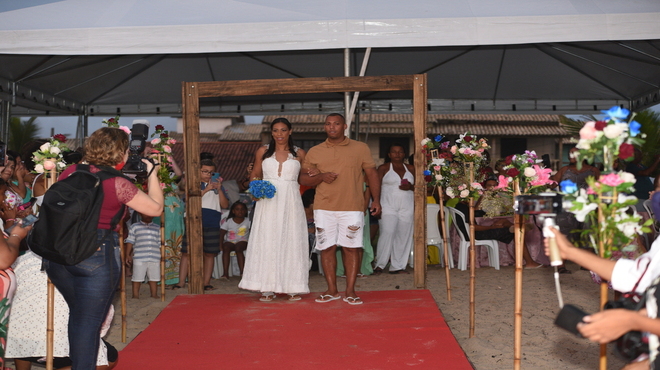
[
  {"left": 616, "top": 221, "right": 642, "bottom": 238},
  {"left": 471, "top": 182, "right": 483, "bottom": 190},
  {"left": 572, "top": 202, "right": 598, "bottom": 222},
  {"left": 34, "top": 164, "right": 44, "bottom": 173},
  {"left": 524, "top": 167, "right": 536, "bottom": 177},
  {"left": 603, "top": 123, "right": 627, "bottom": 139},
  {"left": 57, "top": 161, "right": 66, "bottom": 169},
  {"left": 435, "top": 174, "right": 443, "bottom": 181},
  {"left": 431, "top": 158, "right": 445, "bottom": 166},
  {"left": 460, "top": 189, "right": 470, "bottom": 198},
  {"left": 446, "top": 187, "right": 455, "bottom": 198},
  {"left": 50, "top": 146, "right": 61, "bottom": 155},
  {"left": 421, "top": 138, "right": 430, "bottom": 146},
  {"left": 576, "top": 139, "right": 591, "bottom": 150},
  {"left": 39, "top": 142, "right": 51, "bottom": 151},
  {"left": 619, "top": 171, "right": 636, "bottom": 184}
]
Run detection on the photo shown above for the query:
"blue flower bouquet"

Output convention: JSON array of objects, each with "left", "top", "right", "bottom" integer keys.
[{"left": 248, "top": 179, "right": 276, "bottom": 199}]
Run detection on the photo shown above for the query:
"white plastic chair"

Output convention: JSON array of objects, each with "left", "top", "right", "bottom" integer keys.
[
  {"left": 426, "top": 204, "right": 454, "bottom": 268},
  {"left": 212, "top": 251, "right": 240, "bottom": 278},
  {"left": 446, "top": 206, "right": 500, "bottom": 271},
  {"left": 643, "top": 199, "right": 660, "bottom": 233}
]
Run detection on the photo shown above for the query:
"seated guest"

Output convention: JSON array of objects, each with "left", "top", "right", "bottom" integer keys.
[{"left": 453, "top": 201, "right": 542, "bottom": 268}]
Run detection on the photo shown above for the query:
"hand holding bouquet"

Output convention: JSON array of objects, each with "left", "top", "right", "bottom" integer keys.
[{"left": 248, "top": 179, "right": 276, "bottom": 200}]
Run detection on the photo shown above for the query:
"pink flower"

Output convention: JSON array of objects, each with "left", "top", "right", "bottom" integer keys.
[
  {"left": 529, "top": 165, "right": 554, "bottom": 186},
  {"left": 496, "top": 175, "right": 510, "bottom": 189},
  {"left": 151, "top": 138, "right": 161, "bottom": 145},
  {"left": 43, "top": 160, "right": 56, "bottom": 171},
  {"left": 169, "top": 139, "right": 177, "bottom": 145},
  {"left": 600, "top": 173, "right": 624, "bottom": 187},
  {"left": 450, "top": 145, "right": 457, "bottom": 154},
  {"left": 579, "top": 121, "right": 597, "bottom": 140},
  {"left": 163, "top": 145, "right": 172, "bottom": 153},
  {"left": 119, "top": 126, "right": 131, "bottom": 135}
]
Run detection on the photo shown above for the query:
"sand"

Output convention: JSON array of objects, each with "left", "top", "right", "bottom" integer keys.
[{"left": 87, "top": 263, "right": 630, "bottom": 369}]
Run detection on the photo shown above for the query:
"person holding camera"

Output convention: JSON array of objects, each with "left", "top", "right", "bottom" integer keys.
[
  {"left": 546, "top": 227, "right": 660, "bottom": 369},
  {"left": 45, "top": 127, "right": 164, "bottom": 370}
]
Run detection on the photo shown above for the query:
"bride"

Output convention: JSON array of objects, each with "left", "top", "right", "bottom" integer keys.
[{"left": 238, "top": 118, "right": 310, "bottom": 301}]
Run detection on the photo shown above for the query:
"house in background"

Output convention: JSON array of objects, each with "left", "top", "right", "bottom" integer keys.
[{"left": 260, "top": 114, "right": 572, "bottom": 169}]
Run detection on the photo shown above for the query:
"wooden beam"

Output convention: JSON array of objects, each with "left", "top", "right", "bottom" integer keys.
[
  {"left": 181, "top": 82, "right": 204, "bottom": 295},
  {"left": 196, "top": 75, "right": 415, "bottom": 97},
  {"left": 413, "top": 74, "right": 428, "bottom": 288}
]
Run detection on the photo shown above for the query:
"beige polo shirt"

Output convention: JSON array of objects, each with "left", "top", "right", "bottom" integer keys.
[{"left": 303, "top": 137, "right": 376, "bottom": 212}]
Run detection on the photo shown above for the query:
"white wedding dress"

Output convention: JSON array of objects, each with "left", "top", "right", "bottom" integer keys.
[{"left": 238, "top": 151, "right": 310, "bottom": 295}]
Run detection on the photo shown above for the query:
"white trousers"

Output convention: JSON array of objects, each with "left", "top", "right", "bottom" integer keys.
[{"left": 375, "top": 213, "right": 414, "bottom": 271}]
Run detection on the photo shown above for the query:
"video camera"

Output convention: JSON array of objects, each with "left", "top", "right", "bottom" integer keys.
[
  {"left": 513, "top": 193, "right": 563, "bottom": 216},
  {"left": 122, "top": 122, "right": 152, "bottom": 177}
]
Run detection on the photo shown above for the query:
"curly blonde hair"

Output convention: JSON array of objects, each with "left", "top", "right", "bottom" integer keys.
[{"left": 84, "top": 127, "right": 129, "bottom": 166}]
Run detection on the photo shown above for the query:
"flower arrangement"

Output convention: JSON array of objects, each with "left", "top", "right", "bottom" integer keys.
[
  {"left": 495, "top": 151, "right": 555, "bottom": 194},
  {"left": 102, "top": 115, "right": 131, "bottom": 135},
  {"left": 149, "top": 124, "right": 178, "bottom": 195},
  {"left": 32, "top": 134, "right": 69, "bottom": 173},
  {"left": 248, "top": 179, "right": 276, "bottom": 199},
  {"left": 560, "top": 172, "right": 651, "bottom": 258},
  {"left": 450, "top": 132, "right": 489, "bottom": 162},
  {"left": 575, "top": 106, "right": 644, "bottom": 172},
  {"left": 422, "top": 134, "right": 454, "bottom": 188},
  {"left": 445, "top": 180, "right": 484, "bottom": 201},
  {"left": 479, "top": 190, "right": 513, "bottom": 218}
]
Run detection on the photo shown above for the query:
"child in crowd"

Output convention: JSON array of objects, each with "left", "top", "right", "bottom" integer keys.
[
  {"left": 125, "top": 212, "right": 161, "bottom": 299},
  {"left": 220, "top": 201, "right": 250, "bottom": 279}
]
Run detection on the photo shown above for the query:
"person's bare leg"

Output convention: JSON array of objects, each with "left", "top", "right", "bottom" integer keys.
[
  {"left": 176, "top": 252, "right": 189, "bottom": 287},
  {"left": 357, "top": 248, "right": 364, "bottom": 276},
  {"left": 235, "top": 241, "right": 248, "bottom": 275},
  {"left": 148, "top": 281, "right": 159, "bottom": 298},
  {"left": 320, "top": 246, "right": 339, "bottom": 296},
  {"left": 342, "top": 247, "right": 360, "bottom": 298},
  {"left": 132, "top": 282, "right": 140, "bottom": 299},
  {"left": 203, "top": 253, "right": 216, "bottom": 286},
  {"left": 221, "top": 242, "right": 232, "bottom": 278},
  {"left": 14, "top": 358, "right": 32, "bottom": 370}
]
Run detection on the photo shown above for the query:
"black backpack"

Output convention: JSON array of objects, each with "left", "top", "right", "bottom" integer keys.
[{"left": 28, "top": 164, "right": 127, "bottom": 265}]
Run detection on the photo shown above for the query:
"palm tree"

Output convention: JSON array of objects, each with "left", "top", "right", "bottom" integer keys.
[{"left": 8, "top": 117, "right": 40, "bottom": 154}]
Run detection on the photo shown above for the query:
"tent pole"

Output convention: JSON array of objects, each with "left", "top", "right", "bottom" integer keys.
[
  {"left": 344, "top": 48, "right": 351, "bottom": 136},
  {"left": 0, "top": 100, "right": 10, "bottom": 142},
  {"left": 347, "top": 48, "right": 372, "bottom": 137}
]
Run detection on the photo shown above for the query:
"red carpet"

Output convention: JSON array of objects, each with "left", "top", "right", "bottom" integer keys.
[{"left": 116, "top": 290, "right": 472, "bottom": 369}]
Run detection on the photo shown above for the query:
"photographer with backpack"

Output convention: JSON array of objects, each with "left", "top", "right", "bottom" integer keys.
[{"left": 41, "top": 127, "right": 164, "bottom": 370}]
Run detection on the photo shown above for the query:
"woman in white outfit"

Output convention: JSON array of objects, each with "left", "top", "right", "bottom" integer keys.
[
  {"left": 238, "top": 118, "right": 310, "bottom": 301},
  {"left": 374, "top": 144, "right": 415, "bottom": 274}
]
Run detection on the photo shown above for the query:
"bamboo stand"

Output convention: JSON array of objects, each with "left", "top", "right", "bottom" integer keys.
[
  {"left": 466, "top": 162, "right": 476, "bottom": 338},
  {"left": 513, "top": 180, "right": 524, "bottom": 370},
  {"left": 160, "top": 210, "right": 166, "bottom": 302},
  {"left": 45, "top": 168, "right": 57, "bottom": 370},
  {"left": 438, "top": 185, "right": 451, "bottom": 301},
  {"left": 119, "top": 227, "right": 127, "bottom": 343},
  {"left": 597, "top": 190, "right": 617, "bottom": 370}
]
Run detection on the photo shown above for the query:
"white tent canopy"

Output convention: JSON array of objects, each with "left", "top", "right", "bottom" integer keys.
[{"left": 0, "top": 0, "right": 659, "bottom": 116}]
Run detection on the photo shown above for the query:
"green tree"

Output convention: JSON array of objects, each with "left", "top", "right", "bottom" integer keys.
[{"left": 8, "top": 117, "right": 39, "bottom": 154}]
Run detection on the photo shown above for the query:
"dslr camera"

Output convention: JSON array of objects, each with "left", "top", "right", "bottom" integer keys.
[{"left": 122, "top": 122, "right": 152, "bottom": 177}]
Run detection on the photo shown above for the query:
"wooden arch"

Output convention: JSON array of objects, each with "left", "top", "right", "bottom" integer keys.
[{"left": 181, "top": 75, "right": 428, "bottom": 294}]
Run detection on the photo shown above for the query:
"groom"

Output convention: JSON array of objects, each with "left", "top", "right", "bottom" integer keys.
[{"left": 300, "top": 113, "right": 381, "bottom": 305}]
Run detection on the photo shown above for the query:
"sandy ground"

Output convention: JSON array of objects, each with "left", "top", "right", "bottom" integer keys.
[{"left": 16, "top": 262, "right": 631, "bottom": 369}]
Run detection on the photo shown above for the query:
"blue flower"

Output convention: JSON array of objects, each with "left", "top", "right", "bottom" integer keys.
[
  {"left": 435, "top": 135, "right": 443, "bottom": 142},
  {"left": 560, "top": 179, "right": 578, "bottom": 194},
  {"left": 423, "top": 170, "right": 431, "bottom": 176},
  {"left": 629, "top": 120, "right": 641, "bottom": 137},
  {"left": 601, "top": 106, "right": 630, "bottom": 121},
  {"left": 248, "top": 180, "right": 277, "bottom": 199}
]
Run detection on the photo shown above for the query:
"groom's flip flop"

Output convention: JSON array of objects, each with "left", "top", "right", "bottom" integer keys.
[{"left": 315, "top": 294, "right": 341, "bottom": 303}]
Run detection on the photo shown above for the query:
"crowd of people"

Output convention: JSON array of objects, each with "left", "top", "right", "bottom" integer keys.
[{"left": 0, "top": 113, "right": 658, "bottom": 369}]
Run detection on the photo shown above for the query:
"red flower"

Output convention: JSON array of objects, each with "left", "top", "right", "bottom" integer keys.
[
  {"left": 506, "top": 168, "right": 520, "bottom": 177},
  {"left": 107, "top": 118, "right": 116, "bottom": 123},
  {"left": 464, "top": 135, "right": 473, "bottom": 142},
  {"left": 619, "top": 142, "right": 634, "bottom": 160},
  {"left": 53, "top": 134, "right": 67, "bottom": 143},
  {"left": 155, "top": 124, "right": 164, "bottom": 131},
  {"left": 424, "top": 175, "right": 432, "bottom": 182},
  {"left": 505, "top": 155, "right": 515, "bottom": 165},
  {"left": 161, "top": 133, "right": 169, "bottom": 138},
  {"left": 594, "top": 121, "right": 607, "bottom": 131}
]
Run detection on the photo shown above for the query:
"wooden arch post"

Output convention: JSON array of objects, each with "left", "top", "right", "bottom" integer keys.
[{"left": 181, "top": 75, "right": 429, "bottom": 293}]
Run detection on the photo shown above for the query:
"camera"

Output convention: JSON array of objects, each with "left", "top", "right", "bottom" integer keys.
[
  {"left": 514, "top": 193, "right": 563, "bottom": 215},
  {"left": 122, "top": 122, "right": 150, "bottom": 177}
]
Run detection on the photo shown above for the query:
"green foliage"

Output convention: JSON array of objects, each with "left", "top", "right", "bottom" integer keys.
[
  {"left": 632, "top": 110, "right": 660, "bottom": 171},
  {"left": 8, "top": 117, "right": 39, "bottom": 153}
]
